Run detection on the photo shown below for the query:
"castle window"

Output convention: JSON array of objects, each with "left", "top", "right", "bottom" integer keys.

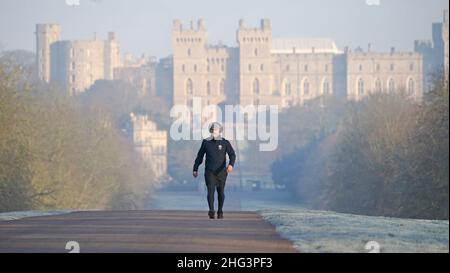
[
  {"left": 221, "top": 64, "right": 224, "bottom": 72},
  {"left": 388, "top": 79, "right": 395, "bottom": 93},
  {"left": 409, "top": 63, "right": 414, "bottom": 71},
  {"left": 207, "top": 64, "right": 210, "bottom": 72},
  {"left": 323, "top": 80, "right": 330, "bottom": 95},
  {"left": 375, "top": 78, "right": 382, "bottom": 92},
  {"left": 219, "top": 79, "right": 225, "bottom": 95},
  {"left": 253, "top": 78, "right": 260, "bottom": 94},
  {"left": 182, "top": 64, "right": 185, "bottom": 72},
  {"left": 376, "top": 64, "right": 380, "bottom": 71},
  {"left": 304, "top": 64, "right": 308, "bottom": 72},
  {"left": 358, "top": 78, "right": 365, "bottom": 95},
  {"left": 187, "top": 48, "right": 191, "bottom": 56},
  {"left": 207, "top": 81, "right": 211, "bottom": 96},
  {"left": 186, "top": 78, "right": 193, "bottom": 95},
  {"left": 390, "top": 64, "right": 395, "bottom": 71},
  {"left": 359, "top": 64, "right": 363, "bottom": 71},
  {"left": 248, "top": 64, "right": 252, "bottom": 72},
  {"left": 286, "top": 65, "right": 290, "bottom": 72},
  {"left": 325, "top": 64, "right": 329, "bottom": 72},
  {"left": 254, "top": 48, "right": 258, "bottom": 56},
  {"left": 260, "top": 64, "right": 264, "bottom": 71},
  {"left": 194, "top": 64, "right": 197, "bottom": 72},
  {"left": 407, "top": 78, "right": 415, "bottom": 95},
  {"left": 71, "top": 62, "right": 75, "bottom": 70},
  {"left": 283, "top": 79, "right": 291, "bottom": 96},
  {"left": 303, "top": 79, "right": 310, "bottom": 96}
]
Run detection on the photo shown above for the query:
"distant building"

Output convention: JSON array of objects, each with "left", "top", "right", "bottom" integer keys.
[
  {"left": 345, "top": 47, "right": 422, "bottom": 101},
  {"left": 171, "top": 18, "right": 424, "bottom": 111},
  {"left": 414, "top": 9, "right": 449, "bottom": 88},
  {"left": 130, "top": 113, "right": 168, "bottom": 180},
  {"left": 36, "top": 24, "right": 61, "bottom": 83},
  {"left": 36, "top": 25, "right": 121, "bottom": 95},
  {"left": 114, "top": 54, "right": 157, "bottom": 97},
  {"left": 443, "top": 9, "right": 449, "bottom": 80}
]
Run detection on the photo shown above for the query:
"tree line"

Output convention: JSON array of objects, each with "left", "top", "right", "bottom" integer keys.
[
  {"left": 272, "top": 77, "right": 449, "bottom": 220},
  {"left": 0, "top": 53, "right": 159, "bottom": 212}
]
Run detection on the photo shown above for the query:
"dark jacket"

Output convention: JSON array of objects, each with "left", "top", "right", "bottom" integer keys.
[{"left": 193, "top": 137, "right": 236, "bottom": 174}]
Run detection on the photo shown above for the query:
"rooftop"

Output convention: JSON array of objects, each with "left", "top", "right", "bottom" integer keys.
[{"left": 271, "top": 38, "right": 342, "bottom": 54}]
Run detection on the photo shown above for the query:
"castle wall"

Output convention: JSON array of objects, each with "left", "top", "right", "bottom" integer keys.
[{"left": 36, "top": 24, "right": 61, "bottom": 83}]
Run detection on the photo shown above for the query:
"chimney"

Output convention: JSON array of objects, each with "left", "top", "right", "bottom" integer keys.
[
  {"left": 239, "top": 19, "right": 245, "bottom": 29},
  {"left": 197, "top": 19, "right": 205, "bottom": 30}
]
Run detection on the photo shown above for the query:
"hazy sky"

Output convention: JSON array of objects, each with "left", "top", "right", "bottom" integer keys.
[{"left": 0, "top": 0, "right": 448, "bottom": 59}]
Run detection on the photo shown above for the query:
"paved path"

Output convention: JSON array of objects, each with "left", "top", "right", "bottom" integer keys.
[{"left": 0, "top": 210, "right": 297, "bottom": 253}]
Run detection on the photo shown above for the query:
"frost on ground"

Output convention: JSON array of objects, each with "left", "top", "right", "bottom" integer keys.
[
  {"left": 260, "top": 209, "right": 449, "bottom": 253},
  {"left": 0, "top": 210, "right": 72, "bottom": 221}
]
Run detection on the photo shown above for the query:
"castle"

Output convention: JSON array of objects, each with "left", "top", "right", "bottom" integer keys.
[
  {"left": 36, "top": 10, "right": 448, "bottom": 105},
  {"left": 171, "top": 18, "right": 435, "bottom": 109},
  {"left": 35, "top": 10, "right": 448, "bottom": 189}
]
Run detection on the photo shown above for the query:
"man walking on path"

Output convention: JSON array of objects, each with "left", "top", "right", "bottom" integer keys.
[{"left": 193, "top": 122, "right": 236, "bottom": 219}]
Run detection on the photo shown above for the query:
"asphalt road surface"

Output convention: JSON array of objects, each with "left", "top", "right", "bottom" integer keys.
[{"left": 0, "top": 210, "right": 297, "bottom": 253}]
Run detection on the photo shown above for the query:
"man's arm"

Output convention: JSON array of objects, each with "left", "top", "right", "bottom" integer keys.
[
  {"left": 193, "top": 140, "right": 206, "bottom": 172},
  {"left": 226, "top": 140, "right": 236, "bottom": 167}
]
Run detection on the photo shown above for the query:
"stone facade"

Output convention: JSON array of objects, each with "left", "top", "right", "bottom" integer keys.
[
  {"left": 172, "top": 18, "right": 426, "bottom": 110},
  {"left": 171, "top": 19, "right": 239, "bottom": 109},
  {"left": 36, "top": 25, "right": 120, "bottom": 95},
  {"left": 130, "top": 113, "right": 168, "bottom": 180},
  {"left": 52, "top": 32, "right": 120, "bottom": 96},
  {"left": 443, "top": 9, "right": 449, "bottom": 80},
  {"left": 346, "top": 48, "right": 423, "bottom": 101},
  {"left": 114, "top": 55, "right": 157, "bottom": 97},
  {"left": 414, "top": 9, "right": 448, "bottom": 88},
  {"left": 36, "top": 24, "right": 61, "bottom": 83}
]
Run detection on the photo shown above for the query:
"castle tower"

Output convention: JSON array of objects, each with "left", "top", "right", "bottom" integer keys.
[
  {"left": 104, "top": 32, "right": 121, "bottom": 80},
  {"left": 236, "top": 19, "right": 273, "bottom": 106},
  {"left": 443, "top": 9, "right": 449, "bottom": 80},
  {"left": 36, "top": 24, "right": 61, "bottom": 82},
  {"left": 172, "top": 19, "right": 209, "bottom": 107}
]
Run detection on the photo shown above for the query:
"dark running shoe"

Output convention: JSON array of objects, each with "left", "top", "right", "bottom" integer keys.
[
  {"left": 208, "top": 211, "right": 215, "bottom": 219},
  {"left": 217, "top": 211, "right": 224, "bottom": 219}
]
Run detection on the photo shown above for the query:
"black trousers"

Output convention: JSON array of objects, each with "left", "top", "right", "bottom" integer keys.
[{"left": 204, "top": 169, "right": 228, "bottom": 212}]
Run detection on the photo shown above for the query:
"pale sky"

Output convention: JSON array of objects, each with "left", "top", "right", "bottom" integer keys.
[{"left": 0, "top": 0, "right": 448, "bottom": 59}]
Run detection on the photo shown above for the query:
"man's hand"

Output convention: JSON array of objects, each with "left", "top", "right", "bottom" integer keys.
[
  {"left": 193, "top": 171, "right": 198, "bottom": 178},
  {"left": 226, "top": 165, "right": 233, "bottom": 173}
]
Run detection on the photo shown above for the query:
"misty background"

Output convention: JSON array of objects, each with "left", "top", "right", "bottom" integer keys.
[
  {"left": 0, "top": 0, "right": 449, "bottom": 222},
  {"left": 0, "top": 0, "right": 449, "bottom": 58}
]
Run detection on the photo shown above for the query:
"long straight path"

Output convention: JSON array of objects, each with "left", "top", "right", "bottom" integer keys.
[{"left": 0, "top": 210, "right": 297, "bottom": 253}]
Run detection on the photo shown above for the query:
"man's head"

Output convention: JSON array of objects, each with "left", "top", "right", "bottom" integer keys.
[{"left": 209, "top": 122, "right": 223, "bottom": 138}]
